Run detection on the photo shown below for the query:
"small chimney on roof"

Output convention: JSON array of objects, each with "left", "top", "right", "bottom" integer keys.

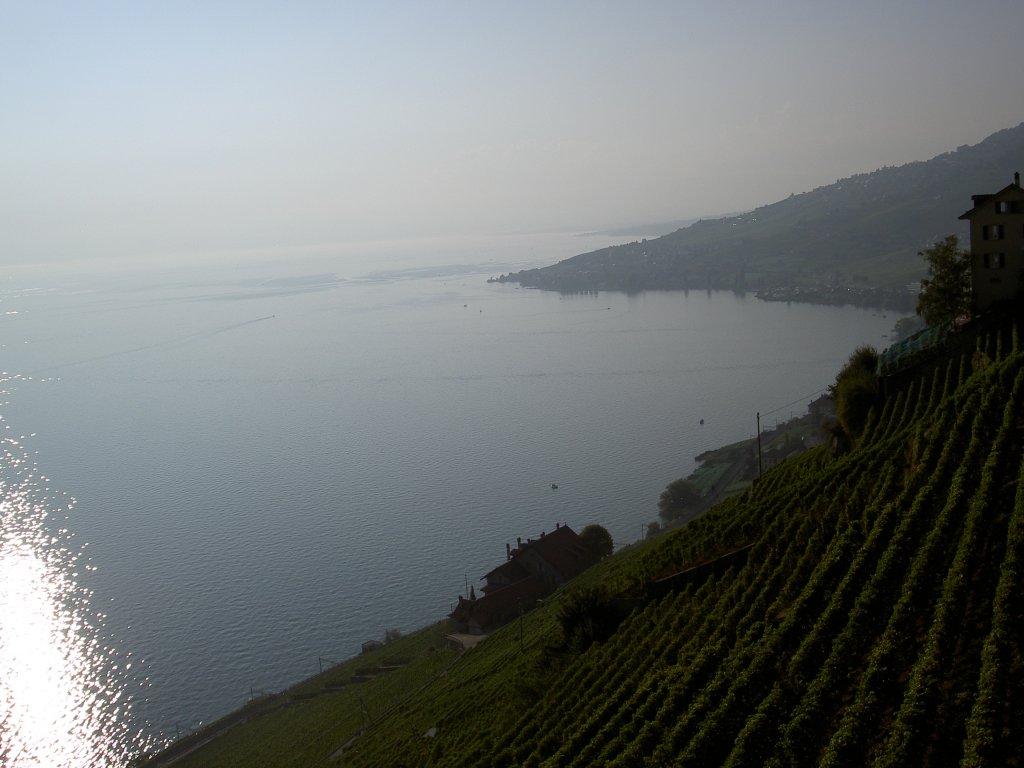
[
  {"left": 1015, "top": 171, "right": 1021, "bottom": 187},
  {"left": 506, "top": 542, "right": 511, "bottom": 560}
]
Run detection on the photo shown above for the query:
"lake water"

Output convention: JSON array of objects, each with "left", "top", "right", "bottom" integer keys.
[{"left": 0, "top": 232, "right": 899, "bottom": 762}]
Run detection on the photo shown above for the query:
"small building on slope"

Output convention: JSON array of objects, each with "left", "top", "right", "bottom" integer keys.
[{"left": 450, "top": 523, "right": 595, "bottom": 635}]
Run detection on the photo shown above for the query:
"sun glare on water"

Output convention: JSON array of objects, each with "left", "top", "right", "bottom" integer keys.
[{"left": 1, "top": 374, "right": 150, "bottom": 767}]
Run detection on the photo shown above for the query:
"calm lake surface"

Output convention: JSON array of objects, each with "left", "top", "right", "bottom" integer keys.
[{"left": 0, "top": 233, "right": 900, "bottom": 761}]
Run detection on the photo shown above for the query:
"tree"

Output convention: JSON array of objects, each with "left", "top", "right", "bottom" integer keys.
[
  {"left": 829, "top": 345, "right": 879, "bottom": 444},
  {"left": 556, "top": 585, "right": 626, "bottom": 653},
  {"left": 916, "top": 234, "right": 971, "bottom": 326},
  {"left": 579, "top": 524, "right": 614, "bottom": 562},
  {"left": 658, "top": 478, "right": 702, "bottom": 524}
]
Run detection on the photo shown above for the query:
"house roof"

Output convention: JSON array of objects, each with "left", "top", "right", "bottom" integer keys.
[
  {"left": 514, "top": 524, "right": 593, "bottom": 581},
  {"left": 959, "top": 179, "right": 1024, "bottom": 220},
  {"left": 482, "top": 558, "right": 530, "bottom": 584},
  {"left": 450, "top": 576, "right": 548, "bottom": 628},
  {"left": 455, "top": 523, "right": 596, "bottom": 632},
  {"left": 483, "top": 524, "right": 592, "bottom": 583},
  {"left": 528, "top": 528, "right": 593, "bottom": 581}
]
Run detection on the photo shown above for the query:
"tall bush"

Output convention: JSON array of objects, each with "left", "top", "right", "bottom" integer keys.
[{"left": 831, "top": 346, "right": 880, "bottom": 442}]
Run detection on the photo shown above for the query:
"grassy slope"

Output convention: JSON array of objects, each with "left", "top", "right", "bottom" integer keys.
[{"left": 167, "top": 322, "right": 1024, "bottom": 768}]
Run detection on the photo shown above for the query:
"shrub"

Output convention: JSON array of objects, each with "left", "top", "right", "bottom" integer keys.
[{"left": 830, "top": 346, "right": 880, "bottom": 443}]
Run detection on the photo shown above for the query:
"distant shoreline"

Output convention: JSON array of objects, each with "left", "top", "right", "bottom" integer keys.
[{"left": 489, "top": 274, "right": 914, "bottom": 313}]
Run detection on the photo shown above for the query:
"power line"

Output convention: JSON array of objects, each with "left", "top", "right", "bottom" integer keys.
[{"left": 759, "top": 386, "right": 829, "bottom": 418}]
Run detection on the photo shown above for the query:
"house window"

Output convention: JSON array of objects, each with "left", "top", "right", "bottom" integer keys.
[
  {"left": 983, "top": 224, "right": 1005, "bottom": 241},
  {"left": 996, "top": 200, "right": 1022, "bottom": 214},
  {"left": 996, "top": 253, "right": 1006, "bottom": 269}
]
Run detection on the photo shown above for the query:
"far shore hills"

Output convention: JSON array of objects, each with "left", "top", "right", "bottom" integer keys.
[{"left": 491, "top": 122, "right": 1023, "bottom": 311}]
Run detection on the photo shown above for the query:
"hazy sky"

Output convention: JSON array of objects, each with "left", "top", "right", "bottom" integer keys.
[{"left": 3, "top": 1, "right": 1023, "bottom": 266}]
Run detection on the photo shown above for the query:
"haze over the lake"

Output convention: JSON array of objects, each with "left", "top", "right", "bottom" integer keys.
[{"left": 3, "top": 0, "right": 1023, "bottom": 269}]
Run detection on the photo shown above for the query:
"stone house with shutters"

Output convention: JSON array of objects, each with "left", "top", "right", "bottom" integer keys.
[{"left": 959, "top": 171, "right": 1024, "bottom": 312}]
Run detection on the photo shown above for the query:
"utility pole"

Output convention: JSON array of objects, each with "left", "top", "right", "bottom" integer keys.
[
  {"left": 518, "top": 599, "right": 524, "bottom": 652},
  {"left": 756, "top": 412, "right": 763, "bottom": 479}
]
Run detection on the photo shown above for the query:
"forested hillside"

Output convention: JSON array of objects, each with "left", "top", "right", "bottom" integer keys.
[
  {"left": 168, "top": 316, "right": 1024, "bottom": 768},
  {"left": 495, "top": 123, "right": 1024, "bottom": 307}
]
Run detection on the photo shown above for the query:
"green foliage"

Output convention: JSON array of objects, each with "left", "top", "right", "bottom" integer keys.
[
  {"left": 579, "top": 523, "right": 614, "bottom": 561},
  {"left": 830, "top": 345, "right": 880, "bottom": 442},
  {"left": 555, "top": 585, "right": 628, "bottom": 654},
  {"left": 916, "top": 233, "right": 972, "bottom": 325},
  {"left": 658, "top": 478, "right": 702, "bottom": 524}
]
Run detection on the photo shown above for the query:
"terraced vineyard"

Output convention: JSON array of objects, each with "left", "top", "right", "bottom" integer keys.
[{"left": 169, "top": 320, "right": 1024, "bottom": 768}]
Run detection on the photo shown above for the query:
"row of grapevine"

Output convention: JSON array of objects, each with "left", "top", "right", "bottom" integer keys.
[
  {"left": 961, "top": 441, "right": 1024, "bottom": 767},
  {"left": 877, "top": 368, "right": 1023, "bottom": 767},
  {"left": 395, "top": 326, "right": 1024, "bottom": 768},
  {"left": 819, "top": 377, "right": 1003, "bottom": 766},
  {"left": 504, "top": 451, "right": 842, "bottom": 765}
]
